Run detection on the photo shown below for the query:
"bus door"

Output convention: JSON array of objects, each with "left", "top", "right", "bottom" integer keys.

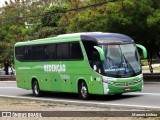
[{"left": 90, "top": 47, "right": 104, "bottom": 94}]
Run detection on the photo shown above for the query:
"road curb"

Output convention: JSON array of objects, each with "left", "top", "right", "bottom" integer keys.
[
  {"left": 0, "top": 75, "right": 16, "bottom": 81},
  {"left": 0, "top": 95, "right": 160, "bottom": 111},
  {"left": 143, "top": 73, "right": 160, "bottom": 82}
]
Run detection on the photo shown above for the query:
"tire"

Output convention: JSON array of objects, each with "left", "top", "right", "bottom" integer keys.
[
  {"left": 32, "top": 80, "right": 42, "bottom": 97},
  {"left": 78, "top": 81, "right": 89, "bottom": 100},
  {"left": 114, "top": 93, "right": 122, "bottom": 96}
]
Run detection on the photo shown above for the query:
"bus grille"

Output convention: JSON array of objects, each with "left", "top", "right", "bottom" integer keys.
[{"left": 110, "top": 79, "right": 142, "bottom": 86}]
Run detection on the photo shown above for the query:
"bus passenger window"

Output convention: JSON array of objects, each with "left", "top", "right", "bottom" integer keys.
[
  {"left": 57, "top": 43, "right": 70, "bottom": 60},
  {"left": 32, "top": 45, "right": 44, "bottom": 60},
  {"left": 70, "top": 42, "right": 83, "bottom": 60},
  {"left": 15, "top": 46, "right": 25, "bottom": 61},
  {"left": 24, "top": 46, "right": 32, "bottom": 61},
  {"left": 44, "top": 44, "right": 56, "bottom": 60}
]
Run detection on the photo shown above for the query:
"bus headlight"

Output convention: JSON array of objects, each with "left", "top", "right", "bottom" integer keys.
[
  {"left": 102, "top": 76, "right": 117, "bottom": 84},
  {"left": 102, "top": 76, "right": 111, "bottom": 83}
]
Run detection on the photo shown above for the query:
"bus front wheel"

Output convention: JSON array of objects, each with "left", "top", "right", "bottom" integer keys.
[
  {"left": 32, "top": 80, "right": 42, "bottom": 97},
  {"left": 78, "top": 81, "right": 89, "bottom": 100}
]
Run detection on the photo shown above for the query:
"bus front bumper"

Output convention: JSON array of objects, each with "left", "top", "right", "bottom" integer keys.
[{"left": 103, "top": 80, "right": 143, "bottom": 95}]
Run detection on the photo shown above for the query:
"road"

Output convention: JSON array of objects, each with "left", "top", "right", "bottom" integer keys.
[{"left": 0, "top": 81, "right": 160, "bottom": 110}]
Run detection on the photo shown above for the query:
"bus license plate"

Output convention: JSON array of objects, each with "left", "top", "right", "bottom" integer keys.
[{"left": 125, "top": 88, "right": 130, "bottom": 91}]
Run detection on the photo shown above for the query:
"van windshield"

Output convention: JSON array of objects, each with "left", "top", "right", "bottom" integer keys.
[{"left": 102, "top": 44, "right": 141, "bottom": 77}]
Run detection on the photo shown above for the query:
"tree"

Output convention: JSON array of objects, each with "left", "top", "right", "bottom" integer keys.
[
  {"left": 0, "top": 0, "right": 160, "bottom": 72},
  {"left": 0, "top": 0, "right": 57, "bottom": 64},
  {"left": 32, "top": 5, "right": 67, "bottom": 39},
  {"left": 104, "top": 0, "right": 160, "bottom": 73},
  {"left": 60, "top": 0, "right": 160, "bottom": 72},
  {"left": 0, "top": 0, "right": 27, "bottom": 64}
]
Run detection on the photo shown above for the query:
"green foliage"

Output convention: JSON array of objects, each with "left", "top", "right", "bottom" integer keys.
[
  {"left": 141, "top": 59, "right": 148, "bottom": 66},
  {"left": 147, "top": 10, "right": 160, "bottom": 27},
  {"left": 0, "top": 0, "right": 160, "bottom": 65},
  {"left": 32, "top": 5, "right": 67, "bottom": 39},
  {"left": 34, "top": 27, "right": 65, "bottom": 39},
  {"left": 41, "top": 6, "right": 67, "bottom": 27},
  {"left": 62, "top": 0, "right": 160, "bottom": 59}
]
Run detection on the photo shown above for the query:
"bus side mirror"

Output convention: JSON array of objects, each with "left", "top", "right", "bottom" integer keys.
[
  {"left": 136, "top": 44, "right": 147, "bottom": 59},
  {"left": 93, "top": 46, "right": 105, "bottom": 61}
]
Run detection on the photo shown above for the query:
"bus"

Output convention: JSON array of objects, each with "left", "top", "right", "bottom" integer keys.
[{"left": 14, "top": 32, "right": 147, "bottom": 99}]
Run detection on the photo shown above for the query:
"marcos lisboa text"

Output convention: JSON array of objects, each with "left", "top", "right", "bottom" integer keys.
[{"left": 132, "top": 112, "right": 158, "bottom": 117}]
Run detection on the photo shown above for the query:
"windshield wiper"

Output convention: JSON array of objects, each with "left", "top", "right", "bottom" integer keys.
[
  {"left": 123, "top": 53, "right": 136, "bottom": 75},
  {"left": 119, "top": 46, "right": 136, "bottom": 75}
]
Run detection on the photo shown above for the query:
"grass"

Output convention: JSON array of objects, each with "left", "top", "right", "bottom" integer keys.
[
  {"left": 141, "top": 59, "right": 160, "bottom": 72},
  {"left": 141, "top": 60, "right": 148, "bottom": 66}
]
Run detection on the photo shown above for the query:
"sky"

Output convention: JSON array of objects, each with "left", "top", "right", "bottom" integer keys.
[{"left": 0, "top": 0, "right": 9, "bottom": 7}]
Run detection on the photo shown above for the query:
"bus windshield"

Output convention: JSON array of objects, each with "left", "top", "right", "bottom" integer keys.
[{"left": 102, "top": 44, "right": 141, "bottom": 77}]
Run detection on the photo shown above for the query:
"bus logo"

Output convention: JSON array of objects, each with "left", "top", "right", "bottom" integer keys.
[{"left": 44, "top": 64, "right": 66, "bottom": 73}]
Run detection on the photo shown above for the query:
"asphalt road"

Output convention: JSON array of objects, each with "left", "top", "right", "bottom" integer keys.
[{"left": 0, "top": 81, "right": 160, "bottom": 110}]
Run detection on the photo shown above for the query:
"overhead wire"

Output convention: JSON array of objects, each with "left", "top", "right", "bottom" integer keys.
[{"left": 0, "top": 0, "right": 116, "bottom": 21}]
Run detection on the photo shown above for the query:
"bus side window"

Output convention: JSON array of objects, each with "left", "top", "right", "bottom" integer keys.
[
  {"left": 24, "top": 46, "right": 32, "bottom": 61},
  {"left": 15, "top": 46, "right": 25, "bottom": 61},
  {"left": 32, "top": 45, "right": 45, "bottom": 60},
  {"left": 70, "top": 42, "right": 83, "bottom": 60},
  {"left": 82, "top": 41, "right": 97, "bottom": 67},
  {"left": 44, "top": 44, "right": 56, "bottom": 60},
  {"left": 57, "top": 43, "right": 70, "bottom": 60}
]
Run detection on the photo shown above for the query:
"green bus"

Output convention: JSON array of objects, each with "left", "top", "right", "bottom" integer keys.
[{"left": 14, "top": 32, "right": 147, "bottom": 99}]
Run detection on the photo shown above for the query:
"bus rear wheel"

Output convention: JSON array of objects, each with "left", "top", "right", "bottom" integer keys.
[
  {"left": 78, "top": 81, "right": 89, "bottom": 100},
  {"left": 32, "top": 80, "right": 42, "bottom": 97}
]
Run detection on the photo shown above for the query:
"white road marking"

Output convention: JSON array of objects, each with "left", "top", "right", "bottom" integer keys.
[
  {"left": 0, "top": 87, "right": 20, "bottom": 89},
  {"left": 0, "top": 85, "right": 159, "bottom": 96},
  {"left": 144, "top": 82, "right": 160, "bottom": 84},
  {"left": 0, "top": 86, "right": 160, "bottom": 96},
  {"left": 0, "top": 81, "right": 16, "bottom": 82},
  {"left": 0, "top": 82, "right": 159, "bottom": 109},
  {"left": 0, "top": 94, "right": 160, "bottom": 109},
  {"left": 124, "top": 92, "right": 160, "bottom": 96}
]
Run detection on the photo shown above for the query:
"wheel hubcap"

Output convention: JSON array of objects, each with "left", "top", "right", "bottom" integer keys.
[
  {"left": 81, "top": 83, "right": 87, "bottom": 97},
  {"left": 34, "top": 83, "right": 38, "bottom": 95}
]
